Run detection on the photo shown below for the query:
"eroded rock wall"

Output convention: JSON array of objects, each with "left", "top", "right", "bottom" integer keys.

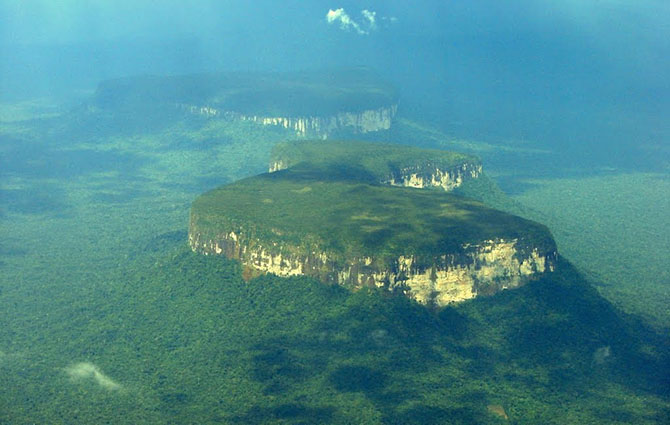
[
  {"left": 177, "top": 103, "right": 397, "bottom": 137},
  {"left": 189, "top": 227, "right": 556, "bottom": 307},
  {"left": 382, "top": 162, "right": 482, "bottom": 192}
]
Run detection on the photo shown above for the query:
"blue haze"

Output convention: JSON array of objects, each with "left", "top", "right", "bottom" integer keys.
[
  {"left": 1, "top": 1, "right": 668, "bottom": 168},
  {"left": 1, "top": 2, "right": 669, "bottom": 422}
]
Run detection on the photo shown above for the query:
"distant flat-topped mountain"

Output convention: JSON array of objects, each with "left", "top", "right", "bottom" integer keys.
[
  {"left": 89, "top": 68, "right": 398, "bottom": 138},
  {"left": 270, "top": 140, "right": 482, "bottom": 191},
  {"left": 189, "top": 141, "right": 557, "bottom": 306}
]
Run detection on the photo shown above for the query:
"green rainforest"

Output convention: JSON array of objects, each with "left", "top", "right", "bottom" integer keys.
[{"left": 1, "top": 2, "right": 669, "bottom": 424}]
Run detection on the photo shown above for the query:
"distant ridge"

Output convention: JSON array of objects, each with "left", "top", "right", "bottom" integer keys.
[{"left": 89, "top": 68, "right": 398, "bottom": 138}]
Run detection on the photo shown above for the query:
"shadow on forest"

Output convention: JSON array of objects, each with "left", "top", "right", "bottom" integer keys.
[
  {"left": 0, "top": 186, "right": 71, "bottom": 215},
  {"left": 232, "top": 403, "right": 337, "bottom": 425},
  {"left": 263, "top": 162, "right": 380, "bottom": 185},
  {"left": 237, "top": 257, "right": 670, "bottom": 423}
]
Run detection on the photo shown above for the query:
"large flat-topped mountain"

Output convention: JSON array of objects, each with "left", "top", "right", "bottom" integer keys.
[
  {"left": 189, "top": 149, "right": 557, "bottom": 306},
  {"left": 270, "top": 140, "right": 482, "bottom": 191},
  {"left": 90, "top": 68, "right": 398, "bottom": 137}
]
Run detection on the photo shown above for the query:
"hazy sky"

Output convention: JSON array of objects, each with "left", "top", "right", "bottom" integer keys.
[
  {"left": 1, "top": 0, "right": 668, "bottom": 44},
  {"left": 2, "top": 1, "right": 667, "bottom": 80},
  {"left": 2, "top": 1, "right": 667, "bottom": 88},
  {"left": 0, "top": 1, "right": 667, "bottom": 167},
  {"left": 1, "top": 1, "right": 668, "bottom": 125}
]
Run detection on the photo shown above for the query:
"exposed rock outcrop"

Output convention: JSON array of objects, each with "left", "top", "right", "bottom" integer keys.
[
  {"left": 238, "top": 105, "right": 397, "bottom": 137},
  {"left": 178, "top": 104, "right": 397, "bottom": 137},
  {"left": 269, "top": 140, "right": 482, "bottom": 192},
  {"left": 381, "top": 162, "right": 482, "bottom": 192},
  {"left": 189, "top": 228, "right": 556, "bottom": 307}
]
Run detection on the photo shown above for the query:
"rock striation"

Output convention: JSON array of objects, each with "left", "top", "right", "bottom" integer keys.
[
  {"left": 190, "top": 226, "right": 555, "bottom": 307},
  {"left": 177, "top": 105, "right": 397, "bottom": 137},
  {"left": 380, "top": 161, "right": 481, "bottom": 192}
]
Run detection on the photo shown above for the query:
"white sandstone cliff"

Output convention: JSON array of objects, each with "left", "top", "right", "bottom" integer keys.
[
  {"left": 177, "top": 103, "right": 397, "bottom": 138},
  {"left": 189, "top": 230, "right": 556, "bottom": 307}
]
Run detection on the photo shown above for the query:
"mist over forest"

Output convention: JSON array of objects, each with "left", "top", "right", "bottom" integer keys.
[
  {"left": 2, "top": 0, "right": 668, "bottom": 170},
  {"left": 1, "top": 2, "right": 668, "bottom": 424}
]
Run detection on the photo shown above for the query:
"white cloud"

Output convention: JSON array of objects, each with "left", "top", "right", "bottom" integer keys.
[
  {"left": 326, "top": 8, "right": 396, "bottom": 35},
  {"left": 361, "top": 9, "right": 377, "bottom": 29},
  {"left": 326, "top": 8, "right": 367, "bottom": 34},
  {"left": 65, "top": 362, "right": 122, "bottom": 391}
]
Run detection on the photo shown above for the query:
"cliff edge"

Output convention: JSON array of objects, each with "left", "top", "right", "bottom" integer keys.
[
  {"left": 91, "top": 68, "right": 398, "bottom": 138},
  {"left": 189, "top": 142, "right": 557, "bottom": 306},
  {"left": 270, "top": 140, "right": 482, "bottom": 191}
]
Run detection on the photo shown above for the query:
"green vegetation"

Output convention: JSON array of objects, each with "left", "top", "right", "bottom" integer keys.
[
  {"left": 92, "top": 68, "right": 398, "bottom": 117},
  {"left": 1, "top": 241, "right": 667, "bottom": 424},
  {"left": 1, "top": 87, "right": 668, "bottom": 423},
  {"left": 512, "top": 173, "right": 670, "bottom": 329},
  {"left": 390, "top": 117, "right": 670, "bottom": 329},
  {"left": 453, "top": 173, "right": 527, "bottom": 215},
  {"left": 191, "top": 168, "right": 555, "bottom": 262},
  {"left": 270, "top": 139, "right": 479, "bottom": 183}
]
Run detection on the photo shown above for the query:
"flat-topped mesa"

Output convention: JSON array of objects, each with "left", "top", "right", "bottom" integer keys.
[
  {"left": 269, "top": 140, "right": 482, "bottom": 192},
  {"left": 91, "top": 68, "right": 398, "bottom": 138},
  {"left": 189, "top": 170, "right": 557, "bottom": 307}
]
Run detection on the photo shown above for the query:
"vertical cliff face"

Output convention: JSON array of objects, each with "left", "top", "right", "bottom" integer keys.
[
  {"left": 189, "top": 227, "right": 556, "bottom": 307},
  {"left": 177, "top": 104, "right": 398, "bottom": 138},
  {"left": 269, "top": 160, "right": 288, "bottom": 173},
  {"left": 381, "top": 162, "right": 483, "bottom": 191}
]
